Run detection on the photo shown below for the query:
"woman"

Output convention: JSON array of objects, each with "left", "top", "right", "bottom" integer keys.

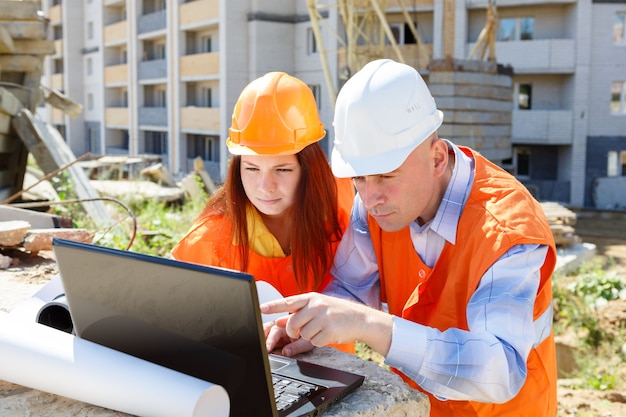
[{"left": 172, "top": 72, "right": 354, "bottom": 298}]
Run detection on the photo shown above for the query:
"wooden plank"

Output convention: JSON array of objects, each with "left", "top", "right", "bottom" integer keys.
[
  {"left": 0, "top": 168, "right": 11, "bottom": 186},
  {"left": 0, "top": 21, "right": 46, "bottom": 40},
  {"left": 12, "top": 109, "right": 114, "bottom": 227},
  {"left": 0, "top": 133, "right": 18, "bottom": 153},
  {"left": 0, "top": 55, "right": 41, "bottom": 72},
  {"left": 0, "top": 1, "right": 40, "bottom": 19},
  {"left": 0, "top": 87, "right": 24, "bottom": 116},
  {"left": 0, "top": 113, "right": 11, "bottom": 134},
  {"left": 13, "top": 39, "right": 56, "bottom": 55},
  {"left": 0, "top": 25, "right": 15, "bottom": 53},
  {"left": 0, "top": 205, "right": 72, "bottom": 229}
]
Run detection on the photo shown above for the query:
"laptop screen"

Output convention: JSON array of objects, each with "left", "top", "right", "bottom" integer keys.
[{"left": 53, "top": 238, "right": 276, "bottom": 416}]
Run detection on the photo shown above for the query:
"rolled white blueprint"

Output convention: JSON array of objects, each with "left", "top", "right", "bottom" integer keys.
[{"left": 0, "top": 312, "right": 229, "bottom": 417}]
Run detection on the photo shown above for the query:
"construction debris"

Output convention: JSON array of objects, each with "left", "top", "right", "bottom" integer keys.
[{"left": 0, "top": 218, "right": 91, "bottom": 261}]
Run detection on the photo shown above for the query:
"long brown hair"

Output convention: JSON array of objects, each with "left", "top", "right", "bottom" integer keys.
[{"left": 197, "top": 142, "right": 343, "bottom": 291}]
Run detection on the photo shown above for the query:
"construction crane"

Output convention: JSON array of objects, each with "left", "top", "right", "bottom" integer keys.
[
  {"left": 467, "top": 0, "right": 498, "bottom": 61},
  {"left": 306, "top": 0, "right": 430, "bottom": 105}
]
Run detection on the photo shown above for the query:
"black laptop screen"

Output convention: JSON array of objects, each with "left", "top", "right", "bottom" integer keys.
[{"left": 53, "top": 239, "right": 277, "bottom": 417}]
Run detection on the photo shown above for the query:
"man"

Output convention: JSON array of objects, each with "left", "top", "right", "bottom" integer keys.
[{"left": 262, "top": 59, "right": 557, "bottom": 416}]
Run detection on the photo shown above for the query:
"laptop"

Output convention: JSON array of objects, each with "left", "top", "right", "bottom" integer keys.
[{"left": 51, "top": 238, "right": 364, "bottom": 417}]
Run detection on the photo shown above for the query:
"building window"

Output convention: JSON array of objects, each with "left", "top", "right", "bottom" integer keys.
[
  {"left": 389, "top": 23, "right": 418, "bottom": 45},
  {"left": 86, "top": 57, "right": 93, "bottom": 76},
  {"left": 87, "top": 93, "right": 94, "bottom": 110},
  {"left": 145, "top": 131, "right": 167, "bottom": 155},
  {"left": 308, "top": 84, "right": 321, "bottom": 109},
  {"left": 120, "top": 48, "right": 127, "bottom": 64},
  {"left": 201, "top": 35, "right": 212, "bottom": 53},
  {"left": 498, "top": 17, "right": 534, "bottom": 41},
  {"left": 155, "top": 43, "right": 166, "bottom": 59},
  {"left": 87, "top": 21, "right": 94, "bottom": 39},
  {"left": 515, "top": 148, "right": 531, "bottom": 178},
  {"left": 607, "top": 150, "right": 626, "bottom": 176},
  {"left": 611, "top": 81, "right": 626, "bottom": 114},
  {"left": 87, "top": 127, "right": 98, "bottom": 153},
  {"left": 53, "top": 58, "right": 64, "bottom": 74},
  {"left": 121, "top": 89, "right": 128, "bottom": 107},
  {"left": 156, "top": 88, "right": 166, "bottom": 107},
  {"left": 53, "top": 25, "right": 63, "bottom": 40},
  {"left": 188, "top": 135, "right": 219, "bottom": 162},
  {"left": 307, "top": 28, "right": 317, "bottom": 55},
  {"left": 615, "top": 13, "right": 626, "bottom": 45},
  {"left": 517, "top": 84, "right": 532, "bottom": 110},
  {"left": 201, "top": 87, "right": 212, "bottom": 107}
]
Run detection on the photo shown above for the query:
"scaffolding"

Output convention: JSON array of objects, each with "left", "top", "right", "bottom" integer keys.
[{"left": 305, "top": 0, "right": 430, "bottom": 105}]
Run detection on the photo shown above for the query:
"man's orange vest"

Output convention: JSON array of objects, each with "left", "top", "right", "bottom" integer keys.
[{"left": 368, "top": 147, "right": 557, "bottom": 416}]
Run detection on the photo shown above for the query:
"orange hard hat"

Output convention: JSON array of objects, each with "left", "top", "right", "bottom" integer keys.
[{"left": 227, "top": 72, "right": 326, "bottom": 155}]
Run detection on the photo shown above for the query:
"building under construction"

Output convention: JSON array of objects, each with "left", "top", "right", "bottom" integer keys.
[{"left": 15, "top": 0, "right": 626, "bottom": 209}]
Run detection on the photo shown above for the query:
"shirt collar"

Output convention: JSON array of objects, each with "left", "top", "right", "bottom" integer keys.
[
  {"left": 245, "top": 205, "right": 289, "bottom": 257},
  {"left": 413, "top": 140, "right": 474, "bottom": 245}
]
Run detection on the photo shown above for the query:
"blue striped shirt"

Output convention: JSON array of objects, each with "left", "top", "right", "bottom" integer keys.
[{"left": 325, "top": 141, "right": 551, "bottom": 403}]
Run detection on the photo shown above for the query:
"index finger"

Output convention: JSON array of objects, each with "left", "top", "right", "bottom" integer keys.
[{"left": 260, "top": 293, "right": 312, "bottom": 315}]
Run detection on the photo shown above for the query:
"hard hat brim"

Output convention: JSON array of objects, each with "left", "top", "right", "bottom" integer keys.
[
  {"left": 226, "top": 131, "right": 326, "bottom": 156},
  {"left": 331, "top": 110, "right": 443, "bottom": 178}
]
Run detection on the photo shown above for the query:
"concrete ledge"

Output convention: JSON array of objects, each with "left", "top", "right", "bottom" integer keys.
[{"left": 301, "top": 347, "right": 430, "bottom": 416}]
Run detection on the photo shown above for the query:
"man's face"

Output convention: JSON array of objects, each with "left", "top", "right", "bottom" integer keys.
[{"left": 352, "top": 139, "right": 443, "bottom": 231}]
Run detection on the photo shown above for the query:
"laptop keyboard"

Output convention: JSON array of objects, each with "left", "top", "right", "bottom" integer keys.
[{"left": 272, "top": 374, "right": 319, "bottom": 413}]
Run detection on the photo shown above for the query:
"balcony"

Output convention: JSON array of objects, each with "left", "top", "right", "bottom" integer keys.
[
  {"left": 181, "top": 107, "right": 220, "bottom": 131},
  {"left": 512, "top": 109, "right": 573, "bottom": 144},
  {"left": 180, "top": 0, "right": 218, "bottom": 28},
  {"left": 138, "top": 9, "right": 166, "bottom": 35},
  {"left": 467, "top": 39, "right": 575, "bottom": 74},
  {"left": 51, "top": 73, "right": 63, "bottom": 90},
  {"left": 104, "top": 20, "right": 127, "bottom": 45},
  {"left": 180, "top": 52, "right": 219, "bottom": 79},
  {"left": 105, "top": 107, "right": 129, "bottom": 127},
  {"left": 139, "top": 107, "right": 168, "bottom": 126},
  {"left": 104, "top": 63, "right": 129, "bottom": 85},
  {"left": 138, "top": 59, "right": 167, "bottom": 80},
  {"left": 49, "top": 4, "right": 61, "bottom": 24}
]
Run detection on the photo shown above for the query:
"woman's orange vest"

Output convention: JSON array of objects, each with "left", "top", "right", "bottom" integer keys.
[
  {"left": 172, "top": 177, "right": 354, "bottom": 297},
  {"left": 368, "top": 147, "right": 558, "bottom": 416}
]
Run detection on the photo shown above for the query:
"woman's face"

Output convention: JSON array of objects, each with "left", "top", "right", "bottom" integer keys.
[{"left": 240, "top": 154, "right": 302, "bottom": 219}]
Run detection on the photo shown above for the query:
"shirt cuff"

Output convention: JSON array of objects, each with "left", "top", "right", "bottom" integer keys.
[{"left": 384, "top": 316, "right": 428, "bottom": 380}]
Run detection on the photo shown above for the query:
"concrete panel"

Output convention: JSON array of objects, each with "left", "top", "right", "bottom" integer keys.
[{"left": 593, "top": 177, "right": 626, "bottom": 209}]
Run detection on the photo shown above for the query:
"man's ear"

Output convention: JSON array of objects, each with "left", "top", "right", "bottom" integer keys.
[{"left": 431, "top": 139, "right": 449, "bottom": 176}]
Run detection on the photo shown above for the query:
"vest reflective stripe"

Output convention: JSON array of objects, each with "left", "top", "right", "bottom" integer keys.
[{"left": 534, "top": 303, "right": 553, "bottom": 348}]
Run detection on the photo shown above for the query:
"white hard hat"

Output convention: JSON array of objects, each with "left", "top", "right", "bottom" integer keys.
[{"left": 331, "top": 59, "right": 443, "bottom": 177}]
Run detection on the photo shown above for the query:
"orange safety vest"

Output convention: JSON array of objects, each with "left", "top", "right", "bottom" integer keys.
[
  {"left": 172, "top": 177, "right": 355, "bottom": 296},
  {"left": 368, "top": 147, "right": 557, "bottom": 416}
]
